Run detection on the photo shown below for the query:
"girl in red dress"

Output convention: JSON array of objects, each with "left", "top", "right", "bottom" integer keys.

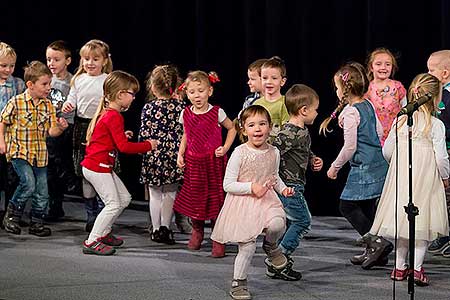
[{"left": 173, "top": 71, "right": 236, "bottom": 257}]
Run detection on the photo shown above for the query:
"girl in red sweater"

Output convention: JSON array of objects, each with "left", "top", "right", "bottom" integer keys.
[{"left": 81, "top": 70, "right": 158, "bottom": 255}]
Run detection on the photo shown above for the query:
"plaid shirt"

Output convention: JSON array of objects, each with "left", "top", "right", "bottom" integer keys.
[
  {"left": 0, "top": 75, "right": 25, "bottom": 113},
  {"left": 0, "top": 90, "right": 57, "bottom": 167}
]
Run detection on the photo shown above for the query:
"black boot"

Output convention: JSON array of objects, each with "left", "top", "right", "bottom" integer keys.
[
  {"left": 361, "top": 235, "right": 393, "bottom": 270},
  {"left": 29, "top": 221, "right": 51, "bottom": 237},
  {"left": 2, "top": 203, "right": 21, "bottom": 234},
  {"left": 351, "top": 247, "right": 389, "bottom": 266}
]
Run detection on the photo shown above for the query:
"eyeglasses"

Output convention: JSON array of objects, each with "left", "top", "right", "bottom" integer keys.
[{"left": 122, "top": 90, "right": 136, "bottom": 98}]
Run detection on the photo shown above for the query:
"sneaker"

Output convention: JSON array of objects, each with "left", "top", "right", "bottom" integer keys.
[
  {"left": 413, "top": 267, "right": 429, "bottom": 286},
  {"left": 82, "top": 240, "right": 116, "bottom": 256},
  {"left": 441, "top": 244, "right": 450, "bottom": 257},
  {"left": 390, "top": 268, "right": 409, "bottom": 281},
  {"left": 100, "top": 232, "right": 124, "bottom": 247},
  {"left": 264, "top": 257, "right": 302, "bottom": 281},
  {"left": 29, "top": 222, "right": 51, "bottom": 237},
  {"left": 428, "top": 236, "right": 450, "bottom": 253},
  {"left": 229, "top": 279, "right": 251, "bottom": 300}
]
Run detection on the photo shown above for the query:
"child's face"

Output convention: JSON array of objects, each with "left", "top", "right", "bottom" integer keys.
[
  {"left": 46, "top": 48, "right": 71, "bottom": 78},
  {"left": 261, "top": 67, "right": 286, "bottom": 98},
  {"left": 302, "top": 99, "right": 320, "bottom": 125},
  {"left": 370, "top": 53, "right": 393, "bottom": 81},
  {"left": 0, "top": 55, "right": 16, "bottom": 82},
  {"left": 117, "top": 89, "right": 136, "bottom": 111},
  {"left": 243, "top": 112, "right": 271, "bottom": 149},
  {"left": 27, "top": 75, "right": 52, "bottom": 99},
  {"left": 334, "top": 76, "right": 344, "bottom": 101},
  {"left": 247, "top": 69, "right": 262, "bottom": 93},
  {"left": 186, "top": 80, "right": 212, "bottom": 112},
  {"left": 82, "top": 51, "right": 106, "bottom": 76},
  {"left": 427, "top": 55, "right": 449, "bottom": 84}
]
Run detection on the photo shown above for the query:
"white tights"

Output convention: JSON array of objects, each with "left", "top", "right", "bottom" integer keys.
[
  {"left": 395, "top": 238, "right": 428, "bottom": 271},
  {"left": 148, "top": 184, "right": 177, "bottom": 231},
  {"left": 233, "top": 217, "right": 286, "bottom": 280}
]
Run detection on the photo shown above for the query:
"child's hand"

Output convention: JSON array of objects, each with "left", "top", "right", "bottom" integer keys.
[
  {"left": 62, "top": 102, "right": 74, "bottom": 113},
  {"left": 443, "top": 178, "right": 449, "bottom": 189},
  {"left": 125, "top": 130, "right": 133, "bottom": 139},
  {"left": 177, "top": 153, "right": 185, "bottom": 169},
  {"left": 311, "top": 156, "right": 323, "bottom": 172},
  {"left": 252, "top": 182, "right": 269, "bottom": 198},
  {"left": 147, "top": 139, "right": 158, "bottom": 150},
  {"left": 282, "top": 187, "right": 295, "bottom": 197},
  {"left": 57, "top": 117, "right": 68, "bottom": 130},
  {"left": 327, "top": 166, "right": 338, "bottom": 179},
  {"left": 215, "top": 146, "right": 228, "bottom": 157}
]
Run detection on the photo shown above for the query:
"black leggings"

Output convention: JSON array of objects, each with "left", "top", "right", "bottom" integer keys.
[{"left": 339, "top": 198, "right": 377, "bottom": 236}]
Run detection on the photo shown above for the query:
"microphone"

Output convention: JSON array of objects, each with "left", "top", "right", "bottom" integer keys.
[{"left": 397, "top": 93, "right": 433, "bottom": 116}]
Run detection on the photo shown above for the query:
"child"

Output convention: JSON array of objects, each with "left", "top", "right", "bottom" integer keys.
[
  {"left": 81, "top": 70, "right": 157, "bottom": 255},
  {"left": 139, "top": 64, "right": 186, "bottom": 244},
  {"left": 0, "top": 61, "right": 68, "bottom": 236},
  {"left": 45, "top": 40, "right": 76, "bottom": 220},
  {"left": 62, "top": 39, "right": 112, "bottom": 232},
  {"left": 253, "top": 56, "right": 289, "bottom": 140},
  {"left": 173, "top": 70, "right": 236, "bottom": 258},
  {"left": 242, "top": 58, "right": 267, "bottom": 110},
  {"left": 365, "top": 48, "right": 407, "bottom": 145},
  {"left": 271, "top": 84, "right": 323, "bottom": 280},
  {"left": 369, "top": 73, "right": 449, "bottom": 286},
  {"left": 320, "top": 62, "right": 392, "bottom": 268},
  {"left": 427, "top": 50, "right": 450, "bottom": 256},
  {"left": 211, "top": 105, "right": 295, "bottom": 300},
  {"left": 0, "top": 42, "right": 25, "bottom": 213}
]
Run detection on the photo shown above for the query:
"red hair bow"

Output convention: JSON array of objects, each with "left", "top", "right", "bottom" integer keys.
[{"left": 208, "top": 73, "right": 220, "bottom": 84}]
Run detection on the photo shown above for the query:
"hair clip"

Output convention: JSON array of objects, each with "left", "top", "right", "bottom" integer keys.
[
  {"left": 178, "top": 82, "right": 186, "bottom": 91},
  {"left": 340, "top": 72, "right": 349, "bottom": 83},
  {"left": 208, "top": 73, "right": 220, "bottom": 84},
  {"left": 330, "top": 111, "right": 337, "bottom": 119}
]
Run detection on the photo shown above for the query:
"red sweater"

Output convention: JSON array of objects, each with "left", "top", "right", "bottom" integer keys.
[{"left": 81, "top": 109, "right": 152, "bottom": 173}]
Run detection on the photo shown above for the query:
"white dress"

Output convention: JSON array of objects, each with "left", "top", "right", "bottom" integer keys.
[{"left": 370, "top": 112, "right": 450, "bottom": 241}]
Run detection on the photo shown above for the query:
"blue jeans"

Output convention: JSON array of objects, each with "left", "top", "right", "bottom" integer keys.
[
  {"left": 10, "top": 159, "right": 49, "bottom": 222},
  {"left": 278, "top": 184, "right": 311, "bottom": 256},
  {"left": 85, "top": 195, "right": 105, "bottom": 225}
]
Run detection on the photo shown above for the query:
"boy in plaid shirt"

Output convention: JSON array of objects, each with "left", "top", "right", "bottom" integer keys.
[{"left": 0, "top": 61, "right": 68, "bottom": 236}]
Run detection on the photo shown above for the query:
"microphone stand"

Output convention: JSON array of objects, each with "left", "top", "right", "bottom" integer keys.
[{"left": 405, "top": 111, "right": 418, "bottom": 298}]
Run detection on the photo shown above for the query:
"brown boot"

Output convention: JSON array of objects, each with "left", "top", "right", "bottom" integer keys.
[
  {"left": 262, "top": 237, "right": 287, "bottom": 269},
  {"left": 188, "top": 219, "right": 204, "bottom": 250}
]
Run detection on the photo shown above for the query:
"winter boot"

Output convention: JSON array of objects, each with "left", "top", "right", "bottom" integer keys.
[
  {"left": 2, "top": 203, "right": 21, "bottom": 234},
  {"left": 351, "top": 247, "right": 389, "bottom": 266},
  {"left": 29, "top": 221, "right": 52, "bottom": 237},
  {"left": 361, "top": 234, "right": 393, "bottom": 270},
  {"left": 188, "top": 219, "right": 204, "bottom": 250},
  {"left": 211, "top": 240, "right": 226, "bottom": 258},
  {"left": 262, "top": 237, "right": 288, "bottom": 269}
]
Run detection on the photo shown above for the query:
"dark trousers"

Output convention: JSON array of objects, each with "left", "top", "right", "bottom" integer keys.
[
  {"left": 0, "top": 154, "right": 19, "bottom": 211},
  {"left": 339, "top": 198, "right": 377, "bottom": 236}
]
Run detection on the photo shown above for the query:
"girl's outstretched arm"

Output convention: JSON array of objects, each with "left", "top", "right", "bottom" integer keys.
[
  {"left": 177, "top": 132, "right": 187, "bottom": 168},
  {"left": 215, "top": 117, "right": 237, "bottom": 157}
]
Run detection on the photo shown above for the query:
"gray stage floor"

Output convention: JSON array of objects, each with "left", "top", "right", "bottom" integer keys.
[{"left": 0, "top": 199, "right": 449, "bottom": 300}]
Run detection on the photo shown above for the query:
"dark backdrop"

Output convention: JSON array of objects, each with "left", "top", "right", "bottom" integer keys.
[{"left": 3, "top": 0, "right": 450, "bottom": 216}]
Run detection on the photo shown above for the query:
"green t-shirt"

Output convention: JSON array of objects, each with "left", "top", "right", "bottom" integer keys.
[{"left": 253, "top": 95, "right": 289, "bottom": 140}]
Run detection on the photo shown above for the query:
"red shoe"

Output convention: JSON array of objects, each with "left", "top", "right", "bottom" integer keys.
[
  {"left": 82, "top": 240, "right": 116, "bottom": 256},
  {"left": 100, "top": 232, "right": 124, "bottom": 247},
  {"left": 187, "top": 220, "right": 204, "bottom": 250},
  {"left": 414, "top": 268, "right": 429, "bottom": 286},
  {"left": 390, "top": 268, "right": 409, "bottom": 281},
  {"left": 211, "top": 241, "right": 226, "bottom": 258}
]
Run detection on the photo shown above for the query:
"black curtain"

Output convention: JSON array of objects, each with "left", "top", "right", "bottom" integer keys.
[{"left": 4, "top": 0, "right": 450, "bottom": 215}]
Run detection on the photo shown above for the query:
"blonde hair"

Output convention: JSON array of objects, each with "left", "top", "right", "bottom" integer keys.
[
  {"left": 184, "top": 70, "right": 219, "bottom": 89},
  {"left": 23, "top": 61, "right": 52, "bottom": 83},
  {"left": 85, "top": 70, "right": 140, "bottom": 144},
  {"left": 396, "top": 73, "right": 441, "bottom": 135},
  {"left": 366, "top": 47, "right": 399, "bottom": 81},
  {"left": 146, "top": 64, "right": 181, "bottom": 99},
  {"left": 0, "top": 42, "right": 17, "bottom": 60},
  {"left": 319, "top": 62, "right": 369, "bottom": 135},
  {"left": 72, "top": 39, "right": 113, "bottom": 85},
  {"left": 430, "top": 50, "right": 450, "bottom": 70}
]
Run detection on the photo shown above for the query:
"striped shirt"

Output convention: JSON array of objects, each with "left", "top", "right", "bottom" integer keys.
[{"left": 0, "top": 90, "right": 57, "bottom": 167}]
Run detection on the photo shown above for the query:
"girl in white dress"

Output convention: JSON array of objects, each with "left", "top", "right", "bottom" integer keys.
[
  {"left": 211, "top": 105, "right": 295, "bottom": 300},
  {"left": 370, "top": 73, "right": 450, "bottom": 286}
]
